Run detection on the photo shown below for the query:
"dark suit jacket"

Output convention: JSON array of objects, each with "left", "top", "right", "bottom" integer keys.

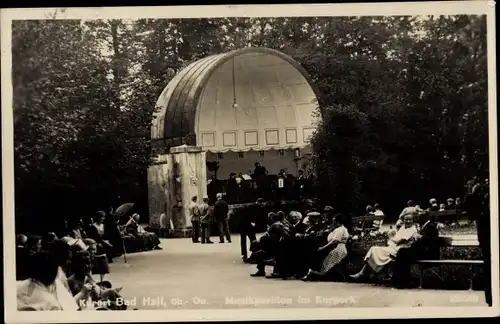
[
  {"left": 464, "top": 189, "right": 490, "bottom": 247},
  {"left": 399, "top": 221, "right": 440, "bottom": 261},
  {"left": 214, "top": 199, "right": 229, "bottom": 220},
  {"left": 16, "top": 247, "right": 33, "bottom": 281},
  {"left": 87, "top": 225, "right": 100, "bottom": 242},
  {"left": 291, "top": 222, "right": 307, "bottom": 235}
]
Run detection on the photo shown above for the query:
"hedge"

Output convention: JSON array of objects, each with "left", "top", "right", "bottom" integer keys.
[{"left": 346, "top": 225, "right": 485, "bottom": 290}]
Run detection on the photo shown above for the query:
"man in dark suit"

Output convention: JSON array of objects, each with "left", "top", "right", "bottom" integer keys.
[
  {"left": 392, "top": 215, "right": 441, "bottom": 288},
  {"left": 294, "top": 212, "right": 324, "bottom": 278},
  {"left": 250, "top": 222, "right": 285, "bottom": 277},
  {"left": 226, "top": 173, "right": 239, "bottom": 203},
  {"left": 269, "top": 211, "right": 307, "bottom": 279},
  {"left": 214, "top": 193, "right": 231, "bottom": 243},
  {"left": 16, "top": 234, "right": 32, "bottom": 281},
  {"left": 464, "top": 179, "right": 491, "bottom": 306},
  {"left": 290, "top": 211, "right": 308, "bottom": 235},
  {"left": 240, "top": 203, "right": 257, "bottom": 262}
]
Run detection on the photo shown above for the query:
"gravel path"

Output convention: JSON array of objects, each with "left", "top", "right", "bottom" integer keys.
[{"left": 95, "top": 235, "right": 486, "bottom": 310}]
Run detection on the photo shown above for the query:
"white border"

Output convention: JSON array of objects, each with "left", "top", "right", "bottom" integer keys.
[{"left": 1, "top": 1, "right": 498, "bottom": 323}]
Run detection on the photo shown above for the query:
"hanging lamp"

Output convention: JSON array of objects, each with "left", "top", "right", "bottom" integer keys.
[{"left": 232, "top": 57, "right": 238, "bottom": 108}]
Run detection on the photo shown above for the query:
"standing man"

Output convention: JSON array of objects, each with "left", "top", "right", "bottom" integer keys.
[
  {"left": 305, "top": 169, "right": 316, "bottom": 198},
  {"left": 214, "top": 193, "right": 231, "bottom": 243},
  {"left": 189, "top": 196, "right": 200, "bottom": 243},
  {"left": 199, "top": 196, "right": 214, "bottom": 244},
  {"left": 159, "top": 212, "right": 168, "bottom": 238},
  {"left": 295, "top": 169, "right": 305, "bottom": 199},
  {"left": 253, "top": 162, "right": 267, "bottom": 198},
  {"left": 240, "top": 203, "right": 258, "bottom": 263},
  {"left": 463, "top": 178, "right": 491, "bottom": 306}
]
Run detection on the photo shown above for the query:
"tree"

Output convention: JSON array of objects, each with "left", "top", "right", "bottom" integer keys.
[{"left": 12, "top": 15, "right": 489, "bottom": 231}]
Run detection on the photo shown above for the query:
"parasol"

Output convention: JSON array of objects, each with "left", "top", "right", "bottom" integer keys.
[{"left": 114, "top": 202, "right": 135, "bottom": 220}]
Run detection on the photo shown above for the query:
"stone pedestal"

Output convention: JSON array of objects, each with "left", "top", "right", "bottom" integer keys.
[
  {"left": 147, "top": 154, "right": 169, "bottom": 229},
  {"left": 147, "top": 145, "right": 207, "bottom": 237}
]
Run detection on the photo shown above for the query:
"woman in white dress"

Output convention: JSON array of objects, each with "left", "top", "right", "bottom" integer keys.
[
  {"left": 395, "top": 200, "right": 419, "bottom": 228},
  {"left": 17, "top": 251, "right": 89, "bottom": 311},
  {"left": 350, "top": 213, "right": 418, "bottom": 280},
  {"left": 301, "top": 214, "right": 350, "bottom": 281}
]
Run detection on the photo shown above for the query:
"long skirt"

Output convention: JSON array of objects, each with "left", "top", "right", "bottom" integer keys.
[
  {"left": 319, "top": 243, "right": 347, "bottom": 275},
  {"left": 364, "top": 245, "right": 398, "bottom": 273},
  {"left": 139, "top": 232, "right": 160, "bottom": 249},
  {"left": 122, "top": 234, "right": 140, "bottom": 252}
]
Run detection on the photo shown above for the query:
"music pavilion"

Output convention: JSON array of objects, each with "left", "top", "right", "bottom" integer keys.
[{"left": 148, "top": 47, "right": 321, "bottom": 232}]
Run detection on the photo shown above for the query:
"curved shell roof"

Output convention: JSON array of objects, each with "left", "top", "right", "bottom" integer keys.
[{"left": 151, "top": 47, "right": 321, "bottom": 151}]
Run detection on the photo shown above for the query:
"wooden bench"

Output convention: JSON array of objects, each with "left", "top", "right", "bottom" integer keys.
[
  {"left": 426, "top": 209, "right": 469, "bottom": 222},
  {"left": 415, "top": 235, "right": 483, "bottom": 290},
  {"left": 351, "top": 215, "right": 385, "bottom": 233}
]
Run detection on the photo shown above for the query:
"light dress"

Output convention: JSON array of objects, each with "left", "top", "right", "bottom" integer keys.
[
  {"left": 17, "top": 267, "right": 78, "bottom": 311},
  {"left": 364, "top": 225, "right": 418, "bottom": 273},
  {"left": 319, "top": 225, "right": 350, "bottom": 275}
]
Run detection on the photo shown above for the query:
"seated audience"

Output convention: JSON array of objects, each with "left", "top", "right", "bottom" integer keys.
[
  {"left": 267, "top": 211, "right": 306, "bottom": 279},
  {"left": 83, "top": 238, "right": 98, "bottom": 258},
  {"left": 250, "top": 223, "right": 286, "bottom": 277},
  {"left": 60, "top": 235, "right": 88, "bottom": 253},
  {"left": 26, "top": 235, "right": 42, "bottom": 254},
  {"left": 396, "top": 200, "right": 418, "bottom": 228},
  {"left": 276, "top": 211, "right": 286, "bottom": 223},
  {"left": 373, "top": 204, "right": 385, "bottom": 229},
  {"left": 445, "top": 198, "right": 455, "bottom": 210},
  {"left": 67, "top": 251, "right": 124, "bottom": 310},
  {"left": 125, "top": 213, "right": 162, "bottom": 251},
  {"left": 399, "top": 200, "right": 418, "bottom": 218},
  {"left": 268, "top": 211, "right": 282, "bottom": 224},
  {"left": 455, "top": 197, "right": 462, "bottom": 213},
  {"left": 350, "top": 213, "right": 418, "bottom": 281},
  {"left": 321, "top": 206, "right": 335, "bottom": 229},
  {"left": 391, "top": 215, "right": 441, "bottom": 288},
  {"left": 294, "top": 211, "right": 324, "bottom": 278},
  {"left": 300, "top": 199, "right": 316, "bottom": 219},
  {"left": 82, "top": 237, "right": 110, "bottom": 278},
  {"left": 301, "top": 213, "right": 349, "bottom": 281},
  {"left": 69, "top": 219, "right": 87, "bottom": 240},
  {"left": 17, "top": 251, "right": 81, "bottom": 311},
  {"left": 88, "top": 211, "right": 116, "bottom": 263},
  {"left": 16, "top": 234, "right": 31, "bottom": 281},
  {"left": 41, "top": 232, "right": 58, "bottom": 250},
  {"left": 373, "top": 204, "right": 384, "bottom": 216},
  {"left": 428, "top": 198, "right": 439, "bottom": 211},
  {"left": 43, "top": 239, "right": 75, "bottom": 283}
]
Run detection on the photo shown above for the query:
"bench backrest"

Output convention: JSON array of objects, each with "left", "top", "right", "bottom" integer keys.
[
  {"left": 352, "top": 215, "right": 385, "bottom": 229},
  {"left": 439, "top": 234, "right": 479, "bottom": 247},
  {"left": 428, "top": 209, "right": 458, "bottom": 218}
]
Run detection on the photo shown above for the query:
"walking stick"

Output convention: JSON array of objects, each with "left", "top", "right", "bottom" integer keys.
[{"left": 122, "top": 238, "right": 128, "bottom": 263}]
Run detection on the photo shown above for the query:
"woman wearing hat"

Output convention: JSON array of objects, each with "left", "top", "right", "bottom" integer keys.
[
  {"left": 301, "top": 213, "right": 350, "bottom": 281},
  {"left": 321, "top": 206, "right": 335, "bottom": 228}
]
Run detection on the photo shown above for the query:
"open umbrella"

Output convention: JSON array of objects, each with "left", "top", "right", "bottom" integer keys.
[
  {"left": 112, "top": 202, "right": 135, "bottom": 264},
  {"left": 114, "top": 203, "right": 135, "bottom": 220}
]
